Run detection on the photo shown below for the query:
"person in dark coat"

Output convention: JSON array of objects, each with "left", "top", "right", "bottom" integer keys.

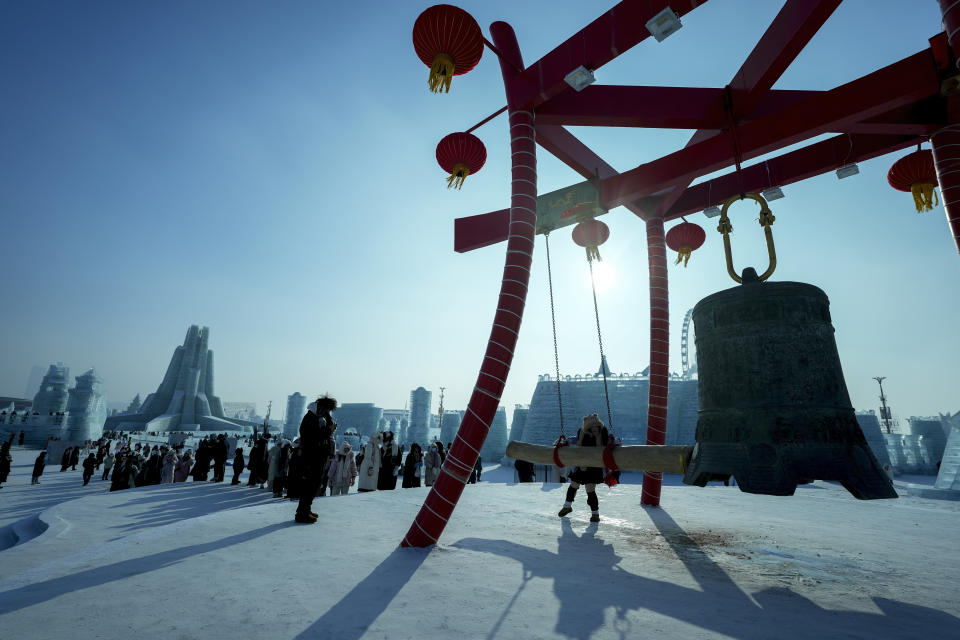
[
  {"left": 247, "top": 437, "right": 269, "bottom": 487},
  {"left": 69, "top": 446, "right": 80, "bottom": 470},
  {"left": 193, "top": 440, "right": 212, "bottom": 481},
  {"left": 18, "top": 430, "right": 25, "bottom": 446},
  {"left": 213, "top": 434, "right": 229, "bottom": 482},
  {"left": 515, "top": 458, "right": 535, "bottom": 483},
  {"left": 469, "top": 456, "right": 483, "bottom": 483},
  {"left": 286, "top": 442, "right": 302, "bottom": 500},
  {"left": 110, "top": 454, "right": 131, "bottom": 491},
  {"left": 557, "top": 414, "right": 609, "bottom": 523},
  {"left": 32, "top": 451, "right": 47, "bottom": 484},
  {"left": 295, "top": 396, "right": 337, "bottom": 523},
  {"left": 60, "top": 447, "right": 72, "bottom": 472},
  {"left": 146, "top": 447, "right": 163, "bottom": 485},
  {"left": 82, "top": 453, "right": 97, "bottom": 485},
  {"left": 0, "top": 441, "right": 12, "bottom": 488},
  {"left": 402, "top": 443, "right": 423, "bottom": 488},
  {"left": 377, "top": 431, "right": 401, "bottom": 490},
  {"left": 231, "top": 447, "right": 245, "bottom": 485}
]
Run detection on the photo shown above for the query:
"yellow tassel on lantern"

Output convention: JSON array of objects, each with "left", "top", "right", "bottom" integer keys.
[
  {"left": 585, "top": 245, "right": 602, "bottom": 262},
  {"left": 910, "top": 183, "right": 938, "bottom": 213},
  {"left": 446, "top": 163, "right": 471, "bottom": 189},
  {"left": 674, "top": 247, "right": 692, "bottom": 267},
  {"left": 429, "top": 53, "right": 455, "bottom": 93}
]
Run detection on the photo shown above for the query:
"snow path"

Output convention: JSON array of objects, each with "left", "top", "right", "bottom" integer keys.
[{"left": 0, "top": 448, "right": 957, "bottom": 639}]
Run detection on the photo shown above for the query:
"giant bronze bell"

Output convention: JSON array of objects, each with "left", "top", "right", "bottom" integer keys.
[{"left": 681, "top": 194, "right": 897, "bottom": 499}]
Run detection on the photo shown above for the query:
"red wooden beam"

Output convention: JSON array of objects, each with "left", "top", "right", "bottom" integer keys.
[
  {"left": 650, "top": 0, "right": 843, "bottom": 217},
  {"left": 727, "top": 0, "right": 843, "bottom": 116},
  {"left": 534, "top": 124, "right": 620, "bottom": 180},
  {"left": 536, "top": 86, "right": 822, "bottom": 129},
  {"left": 601, "top": 50, "right": 941, "bottom": 208},
  {"left": 660, "top": 133, "right": 922, "bottom": 220},
  {"left": 454, "top": 124, "right": 650, "bottom": 253},
  {"left": 511, "top": 0, "right": 709, "bottom": 111},
  {"left": 454, "top": 96, "right": 943, "bottom": 253}
]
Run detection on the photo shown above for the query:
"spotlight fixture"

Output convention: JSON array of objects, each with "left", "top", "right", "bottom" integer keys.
[
  {"left": 646, "top": 7, "right": 682, "bottom": 42},
  {"left": 761, "top": 186, "right": 785, "bottom": 201},
  {"left": 703, "top": 205, "right": 721, "bottom": 218},
  {"left": 564, "top": 65, "right": 595, "bottom": 92},
  {"left": 836, "top": 164, "right": 860, "bottom": 179}
]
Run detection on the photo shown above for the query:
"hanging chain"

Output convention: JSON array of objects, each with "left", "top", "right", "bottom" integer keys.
[
  {"left": 545, "top": 233, "right": 565, "bottom": 437},
  {"left": 587, "top": 257, "right": 614, "bottom": 436}
]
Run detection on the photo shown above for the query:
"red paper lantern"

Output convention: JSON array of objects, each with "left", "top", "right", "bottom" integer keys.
[
  {"left": 888, "top": 149, "right": 939, "bottom": 213},
  {"left": 412, "top": 5, "right": 484, "bottom": 93},
  {"left": 665, "top": 221, "right": 706, "bottom": 267},
  {"left": 436, "top": 132, "right": 486, "bottom": 189},
  {"left": 572, "top": 219, "right": 610, "bottom": 262}
]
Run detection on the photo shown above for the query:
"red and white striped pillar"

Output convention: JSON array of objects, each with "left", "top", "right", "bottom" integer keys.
[
  {"left": 401, "top": 21, "right": 535, "bottom": 547},
  {"left": 940, "top": 0, "right": 960, "bottom": 67},
  {"left": 641, "top": 216, "right": 669, "bottom": 507},
  {"left": 931, "top": 125, "right": 960, "bottom": 254}
]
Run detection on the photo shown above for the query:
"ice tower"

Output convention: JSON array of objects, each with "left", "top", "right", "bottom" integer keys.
[{"left": 104, "top": 325, "right": 248, "bottom": 433}]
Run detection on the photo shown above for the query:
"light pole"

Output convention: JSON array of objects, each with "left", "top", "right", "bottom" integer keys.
[
  {"left": 436, "top": 387, "right": 445, "bottom": 443},
  {"left": 873, "top": 376, "right": 892, "bottom": 434}
]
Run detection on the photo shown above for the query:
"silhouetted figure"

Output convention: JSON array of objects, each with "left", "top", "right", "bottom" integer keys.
[
  {"left": 60, "top": 447, "right": 72, "bottom": 472},
  {"left": 18, "top": 430, "right": 25, "bottom": 446},
  {"left": 377, "top": 431, "right": 401, "bottom": 491},
  {"left": 515, "top": 458, "right": 535, "bottom": 483},
  {"left": 295, "top": 396, "right": 337, "bottom": 523},
  {"left": 231, "top": 447, "right": 245, "bottom": 485},
  {"left": 286, "top": 443, "right": 302, "bottom": 500},
  {"left": 212, "top": 434, "right": 228, "bottom": 482},
  {"left": 82, "top": 453, "right": 96, "bottom": 485},
  {"left": 193, "top": 440, "right": 212, "bottom": 481},
  {"left": 69, "top": 446, "right": 80, "bottom": 471},
  {"left": 402, "top": 443, "right": 423, "bottom": 488},
  {"left": 247, "top": 436, "right": 269, "bottom": 487},
  {"left": 0, "top": 442, "right": 11, "bottom": 488},
  {"left": 32, "top": 451, "right": 46, "bottom": 484}
]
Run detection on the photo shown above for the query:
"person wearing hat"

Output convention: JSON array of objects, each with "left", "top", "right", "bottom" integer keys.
[
  {"left": 295, "top": 396, "right": 338, "bottom": 523},
  {"left": 557, "top": 414, "right": 610, "bottom": 523},
  {"left": 327, "top": 441, "right": 357, "bottom": 495},
  {"left": 357, "top": 432, "right": 382, "bottom": 493}
]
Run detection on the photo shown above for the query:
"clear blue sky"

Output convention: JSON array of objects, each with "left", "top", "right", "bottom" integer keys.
[{"left": 1, "top": 1, "right": 956, "bottom": 424}]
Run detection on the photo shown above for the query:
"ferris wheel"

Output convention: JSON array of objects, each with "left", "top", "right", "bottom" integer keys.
[{"left": 681, "top": 308, "right": 697, "bottom": 380}]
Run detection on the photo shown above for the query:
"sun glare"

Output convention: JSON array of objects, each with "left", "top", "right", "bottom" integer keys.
[{"left": 588, "top": 260, "right": 616, "bottom": 292}]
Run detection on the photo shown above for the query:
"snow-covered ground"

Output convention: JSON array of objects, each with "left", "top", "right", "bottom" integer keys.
[{"left": 0, "top": 445, "right": 957, "bottom": 639}]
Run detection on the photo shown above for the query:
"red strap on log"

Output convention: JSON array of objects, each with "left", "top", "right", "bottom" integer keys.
[
  {"left": 602, "top": 441, "right": 619, "bottom": 488},
  {"left": 552, "top": 435, "right": 568, "bottom": 467}
]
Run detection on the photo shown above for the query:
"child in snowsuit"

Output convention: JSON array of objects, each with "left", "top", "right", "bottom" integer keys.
[{"left": 558, "top": 414, "right": 609, "bottom": 523}]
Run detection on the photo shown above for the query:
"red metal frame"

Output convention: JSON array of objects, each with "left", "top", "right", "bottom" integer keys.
[{"left": 405, "top": 0, "right": 957, "bottom": 546}]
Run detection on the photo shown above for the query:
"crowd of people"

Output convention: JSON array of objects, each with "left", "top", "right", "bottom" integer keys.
[{"left": 2, "top": 408, "right": 491, "bottom": 512}]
